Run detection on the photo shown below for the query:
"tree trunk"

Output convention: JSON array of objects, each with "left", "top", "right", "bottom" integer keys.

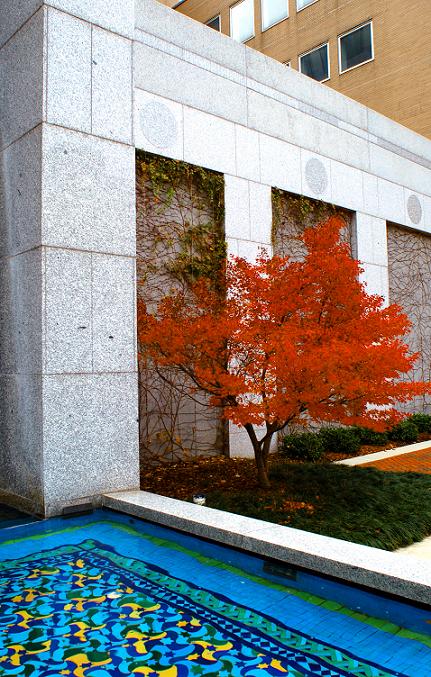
[{"left": 244, "top": 424, "right": 272, "bottom": 489}]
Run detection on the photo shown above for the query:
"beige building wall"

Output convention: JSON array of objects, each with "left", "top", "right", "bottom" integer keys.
[{"left": 176, "top": 0, "right": 431, "bottom": 139}]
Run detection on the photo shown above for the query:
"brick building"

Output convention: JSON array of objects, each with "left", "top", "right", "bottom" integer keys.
[{"left": 172, "top": 0, "right": 431, "bottom": 139}]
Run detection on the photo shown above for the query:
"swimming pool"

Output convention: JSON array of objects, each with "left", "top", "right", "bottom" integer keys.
[{"left": 0, "top": 508, "right": 429, "bottom": 676}]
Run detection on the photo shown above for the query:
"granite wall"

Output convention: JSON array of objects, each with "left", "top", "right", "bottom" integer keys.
[{"left": 2, "top": 0, "right": 431, "bottom": 513}]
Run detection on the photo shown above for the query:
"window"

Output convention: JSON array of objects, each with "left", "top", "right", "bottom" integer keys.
[
  {"left": 299, "top": 43, "right": 329, "bottom": 82},
  {"left": 339, "top": 22, "right": 373, "bottom": 73},
  {"left": 261, "top": 0, "right": 289, "bottom": 31},
  {"left": 230, "top": 0, "right": 254, "bottom": 42},
  {"left": 297, "top": 0, "right": 318, "bottom": 10},
  {"left": 206, "top": 15, "right": 221, "bottom": 31}
]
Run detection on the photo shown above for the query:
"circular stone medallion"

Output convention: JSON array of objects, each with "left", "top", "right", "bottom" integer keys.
[
  {"left": 305, "top": 157, "right": 328, "bottom": 196},
  {"left": 407, "top": 194, "right": 422, "bottom": 225},
  {"left": 140, "top": 101, "right": 178, "bottom": 149}
]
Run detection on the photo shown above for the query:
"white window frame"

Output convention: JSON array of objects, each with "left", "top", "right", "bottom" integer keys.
[
  {"left": 206, "top": 14, "right": 221, "bottom": 32},
  {"left": 297, "top": 0, "right": 319, "bottom": 12},
  {"left": 230, "top": 0, "right": 255, "bottom": 43},
  {"left": 338, "top": 21, "right": 374, "bottom": 75},
  {"left": 299, "top": 42, "right": 330, "bottom": 82},
  {"left": 261, "top": 0, "right": 289, "bottom": 32}
]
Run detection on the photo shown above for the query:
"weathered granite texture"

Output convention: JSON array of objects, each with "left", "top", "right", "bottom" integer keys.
[
  {"left": 2, "top": 0, "right": 431, "bottom": 512},
  {"left": 0, "top": 0, "right": 138, "bottom": 517},
  {"left": 103, "top": 491, "right": 431, "bottom": 605}
]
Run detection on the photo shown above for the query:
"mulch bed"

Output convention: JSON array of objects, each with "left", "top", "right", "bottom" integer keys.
[{"left": 140, "top": 436, "right": 431, "bottom": 502}]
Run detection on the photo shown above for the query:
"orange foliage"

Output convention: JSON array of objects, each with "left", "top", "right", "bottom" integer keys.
[{"left": 137, "top": 217, "right": 430, "bottom": 486}]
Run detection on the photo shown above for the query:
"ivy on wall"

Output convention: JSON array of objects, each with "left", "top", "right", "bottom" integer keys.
[
  {"left": 136, "top": 151, "right": 227, "bottom": 464},
  {"left": 271, "top": 189, "right": 353, "bottom": 259}
]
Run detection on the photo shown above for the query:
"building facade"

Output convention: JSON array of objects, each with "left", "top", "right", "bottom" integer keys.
[
  {"left": 174, "top": 0, "right": 431, "bottom": 139},
  {"left": 2, "top": 0, "right": 431, "bottom": 516}
]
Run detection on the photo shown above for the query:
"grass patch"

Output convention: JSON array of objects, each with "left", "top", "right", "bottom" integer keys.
[{"left": 206, "top": 462, "right": 431, "bottom": 551}]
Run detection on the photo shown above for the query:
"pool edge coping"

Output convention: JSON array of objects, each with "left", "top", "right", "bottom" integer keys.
[{"left": 102, "top": 490, "right": 431, "bottom": 606}]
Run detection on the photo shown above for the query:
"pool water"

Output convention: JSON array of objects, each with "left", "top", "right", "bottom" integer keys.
[{"left": 0, "top": 509, "right": 429, "bottom": 676}]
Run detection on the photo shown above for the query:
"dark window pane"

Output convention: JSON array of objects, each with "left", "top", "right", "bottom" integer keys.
[
  {"left": 340, "top": 23, "right": 373, "bottom": 71},
  {"left": 206, "top": 15, "right": 221, "bottom": 31},
  {"left": 300, "top": 45, "right": 329, "bottom": 82}
]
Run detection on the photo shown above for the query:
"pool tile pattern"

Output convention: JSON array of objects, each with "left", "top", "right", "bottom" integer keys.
[{"left": 0, "top": 514, "right": 430, "bottom": 676}]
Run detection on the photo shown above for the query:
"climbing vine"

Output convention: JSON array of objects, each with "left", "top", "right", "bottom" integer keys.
[
  {"left": 271, "top": 189, "right": 353, "bottom": 259},
  {"left": 136, "top": 151, "right": 227, "bottom": 465}
]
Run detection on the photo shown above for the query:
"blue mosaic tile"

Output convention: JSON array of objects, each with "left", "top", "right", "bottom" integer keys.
[{"left": 0, "top": 512, "right": 429, "bottom": 676}]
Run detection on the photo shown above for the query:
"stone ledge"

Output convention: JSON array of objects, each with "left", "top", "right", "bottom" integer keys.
[{"left": 103, "top": 490, "right": 431, "bottom": 606}]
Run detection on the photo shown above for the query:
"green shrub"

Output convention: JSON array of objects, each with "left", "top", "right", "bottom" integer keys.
[
  {"left": 388, "top": 419, "right": 419, "bottom": 443},
  {"left": 352, "top": 426, "right": 389, "bottom": 446},
  {"left": 281, "top": 432, "right": 324, "bottom": 461},
  {"left": 410, "top": 413, "right": 431, "bottom": 434},
  {"left": 318, "top": 427, "right": 361, "bottom": 455}
]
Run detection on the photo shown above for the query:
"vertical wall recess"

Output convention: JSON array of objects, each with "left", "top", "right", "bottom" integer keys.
[
  {"left": 136, "top": 151, "right": 227, "bottom": 464},
  {"left": 271, "top": 190, "right": 354, "bottom": 258},
  {"left": 388, "top": 225, "right": 431, "bottom": 413}
]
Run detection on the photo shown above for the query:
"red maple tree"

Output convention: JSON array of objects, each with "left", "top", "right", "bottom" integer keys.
[{"left": 138, "top": 216, "right": 429, "bottom": 487}]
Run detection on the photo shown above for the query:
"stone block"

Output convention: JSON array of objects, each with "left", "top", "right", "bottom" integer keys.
[
  {"left": 0, "top": 0, "right": 42, "bottom": 48},
  {"left": 248, "top": 90, "right": 370, "bottom": 172},
  {"left": 330, "top": 160, "right": 364, "bottom": 213},
  {"left": 1, "top": 127, "right": 42, "bottom": 258},
  {"left": 43, "top": 373, "right": 139, "bottom": 514},
  {"left": 42, "top": 125, "right": 135, "bottom": 255},
  {"left": 301, "top": 150, "right": 331, "bottom": 203},
  {"left": 355, "top": 214, "right": 388, "bottom": 267},
  {"left": 229, "top": 423, "right": 254, "bottom": 458},
  {"left": 422, "top": 196, "right": 431, "bottom": 234},
  {"left": 235, "top": 125, "right": 260, "bottom": 182},
  {"left": 92, "top": 254, "right": 136, "bottom": 373},
  {"left": 0, "top": 249, "right": 43, "bottom": 375},
  {"left": 135, "top": 0, "right": 247, "bottom": 76},
  {"left": 370, "top": 143, "right": 430, "bottom": 196},
  {"left": 224, "top": 176, "right": 250, "bottom": 240},
  {"left": 92, "top": 28, "right": 132, "bottom": 144},
  {"left": 246, "top": 47, "right": 368, "bottom": 132},
  {"left": 377, "top": 178, "right": 406, "bottom": 225},
  {"left": 246, "top": 48, "right": 312, "bottom": 103},
  {"left": 260, "top": 134, "right": 301, "bottom": 195},
  {"left": 368, "top": 108, "right": 431, "bottom": 168},
  {"left": 47, "top": 0, "right": 134, "bottom": 38},
  {"left": 46, "top": 8, "right": 91, "bottom": 133},
  {"left": 362, "top": 172, "right": 379, "bottom": 217},
  {"left": 237, "top": 239, "right": 270, "bottom": 262},
  {"left": 44, "top": 248, "right": 92, "bottom": 374},
  {"left": 0, "top": 374, "right": 43, "bottom": 513},
  {"left": 359, "top": 263, "right": 389, "bottom": 305},
  {"left": 226, "top": 237, "right": 239, "bottom": 256},
  {"left": 183, "top": 107, "right": 236, "bottom": 175},
  {"left": 134, "top": 42, "right": 247, "bottom": 126},
  {"left": 249, "top": 182, "right": 272, "bottom": 245},
  {"left": 247, "top": 89, "right": 293, "bottom": 145},
  {"left": 0, "top": 9, "right": 45, "bottom": 149},
  {"left": 134, "top": 89, "right": 184, "bottom": 161}
]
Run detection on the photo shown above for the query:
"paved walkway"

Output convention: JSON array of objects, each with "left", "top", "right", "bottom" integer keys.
[
  {"left": 397, "top": 536, "right": 431, "bottom": 561},
  {"left": 361, "top": 447, "right": 431, "bottom": 473}
]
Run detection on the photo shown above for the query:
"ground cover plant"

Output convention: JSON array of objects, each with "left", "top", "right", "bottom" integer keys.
[
  {"left": 141, "top": 455, "right": 431, "bottom": 551},
  {"left": 138, "top": 216, "right": 430, "bottom": 487}
]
